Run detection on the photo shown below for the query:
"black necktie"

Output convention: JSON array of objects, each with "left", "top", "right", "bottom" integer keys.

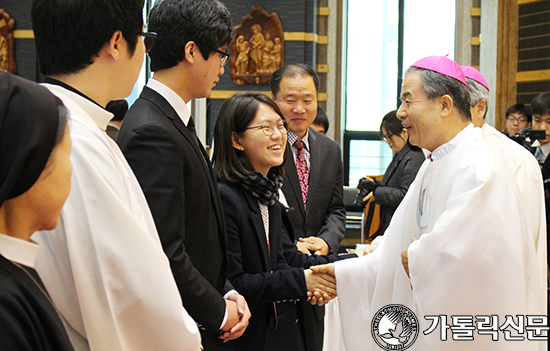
[{"left": 187, "top": 116, "right": 196, "bottom": 134}]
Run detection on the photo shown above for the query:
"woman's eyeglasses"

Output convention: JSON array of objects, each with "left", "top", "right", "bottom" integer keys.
[{"left": 245, "top": 120, "right": 288, "bottom": 136}]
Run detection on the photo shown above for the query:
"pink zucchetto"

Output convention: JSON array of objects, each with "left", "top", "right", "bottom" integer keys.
[
  {"left": 410, "top": 55, "right": 468, "bottom": 86},
  {"left": 460, "top": 65, "right": 490, "bottom": 91}
]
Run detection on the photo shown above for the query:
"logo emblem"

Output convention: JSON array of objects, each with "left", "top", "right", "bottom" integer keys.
[{"left": 372, "top": 304, "right": 419, "bottom": 350}]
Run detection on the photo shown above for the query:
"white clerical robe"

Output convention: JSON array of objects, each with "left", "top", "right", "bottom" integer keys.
[
  {"left": 481, "top": 122, "right": 547, "bottom": 292},
  {"left": 32, "top": 85, "right": 201, "bottom": 351},
  {"left": 336, "top": 124, "right": 545, "bottom": 351}
]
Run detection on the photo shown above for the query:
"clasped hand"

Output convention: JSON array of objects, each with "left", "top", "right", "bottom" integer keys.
[
  {"left": 296, "top": 236, "right": 330, "bottom": 255},
  {"left": 219, "top": 293, "right": 251, "bottom": 342}
]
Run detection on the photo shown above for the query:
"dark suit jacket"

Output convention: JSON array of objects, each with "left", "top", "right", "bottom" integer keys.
[
  {"left": 280, "top": 128, "right": 346, "bottom": 351},
  {"left": 118, "top": 87, "right": 231, "bottom": 350},
  {"left": 217, "top": 182, "right": 308, "bottom": 351},
  {"left": 266, "top": 209, "right": 356, "bottom": 351},
  {"left": 283, "top": 128, "right": 346, "bottom": 253},
  {"left": 372, "top": 144, "right": 425, "bottom": 234}
]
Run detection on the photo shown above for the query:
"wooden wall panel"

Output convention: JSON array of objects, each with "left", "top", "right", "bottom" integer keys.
[
  {"left": 517, "top": 0, "right": 550, "bottom": 108},
  {"left": 495, "top": 0, "right": 519, "bottom": 131}
]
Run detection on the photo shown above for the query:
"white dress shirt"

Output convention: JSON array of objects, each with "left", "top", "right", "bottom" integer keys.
[
  {"left": 288, "top": 129, "right": 311, "bottom": 169},
  {"left": 147, "top": 78, "right": 192, "bottom": 126},
  {"left": 32, "top": 84, "right": 201, "bottom": 351}
]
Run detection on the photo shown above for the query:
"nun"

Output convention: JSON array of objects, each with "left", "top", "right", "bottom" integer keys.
[{"left": 0, "top": 71, "right": 74, "bottom": 350}]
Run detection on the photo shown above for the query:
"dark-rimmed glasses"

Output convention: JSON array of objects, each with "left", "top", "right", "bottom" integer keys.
[
  {"left": 245, "top": 120, "right": 288, "bottom": 136},
  {"left": 215, "top": 49, "right": 230, "bottom": 67},
  {"left": 137, "top": 31, "right": 157, "bottom": 53},
  {"left": 507, "top": 116, "right": 528, "bottom": 124}
]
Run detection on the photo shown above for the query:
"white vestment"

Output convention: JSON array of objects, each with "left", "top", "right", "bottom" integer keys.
[
  {"left": 336, "top": 124, "right": 546, "bottom": 350},
  {"left": 481, "top": 122, "right": 547, "bottom": 291},
  {"left": 32, "top": 85, "right": 201, "bottom": 351}
]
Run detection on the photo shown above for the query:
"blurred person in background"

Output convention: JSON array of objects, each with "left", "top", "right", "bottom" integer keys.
[{"left": 360, "top": 110, "right": 424, "bottom": 237}]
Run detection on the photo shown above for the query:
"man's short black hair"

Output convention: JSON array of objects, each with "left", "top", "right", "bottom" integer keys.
[
  {"left": 270, "top": 64, "right": 320, "bottom": 98},
  {"left": 530, "top": 92, "right": 550, "bottom": 118},
  {"left": 312, "top": 105, "right": 329, "bottom": 133},
  {"left": 32, "top": 0, "right": 144, "bottom": 76},
  {"left": 106, "top": 99, "right": 129, "bottom": 122},
  {"left": 148, "top": 0, "right": 232, "bottom": 72},
  {"left": 505, "top": 103, "right": 532, "bottom": 123}
]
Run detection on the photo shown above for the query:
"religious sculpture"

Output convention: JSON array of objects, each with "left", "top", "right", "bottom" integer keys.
[
  {"left": 0, "top": 9, "right": 17, "bottom": 74},
  {"left": 230, "top": 6, "right": 284, "bottom": 85},
  {"left": 235, "top": 35, "right": 250, "bottom": 75}
]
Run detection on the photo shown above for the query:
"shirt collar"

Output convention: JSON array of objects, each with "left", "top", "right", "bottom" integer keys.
[
  {"left": 42, "top": 83, "right": 114, "bottom": 131},
  {"left": 0, "top": 234, "right": 39, "bottom": 268},
  {"left": 43, "top": 77, "right": 104, "bottom": 109},
  {"left": 532, "top": 139, "right": 550, "bottom": 156},
  {"left": 427, "top": 123, "right": 478, "bottom": 162},
  {"left": 288, "top": 129, "right": 310, "bottom": 151},
  {"left": 147, "top": 78, "right": 191, "bottom": 127}
]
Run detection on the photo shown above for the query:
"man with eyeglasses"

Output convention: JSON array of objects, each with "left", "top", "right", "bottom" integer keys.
[
  {"left": 504, "top": 104, "right": 532, "bottom": 138},
  {"left": 118, "top": 0, "right": 251, "bottom": 349},
  {"left": 30, "top": 0, "right": 201, "bottom": 350}
]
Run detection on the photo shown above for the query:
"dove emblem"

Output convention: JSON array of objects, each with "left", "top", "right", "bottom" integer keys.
[{"left": 372, "top": 304, "right": 419, "bottom": 350}]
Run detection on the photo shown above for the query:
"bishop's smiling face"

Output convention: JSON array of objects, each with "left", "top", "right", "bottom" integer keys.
[{"left": 397, "top": 70, "right": 444, "bottom": 152}]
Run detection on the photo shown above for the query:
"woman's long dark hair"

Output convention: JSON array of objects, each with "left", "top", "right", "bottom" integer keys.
[
  {"left": 213, "top": 92, "right": 289, "bottom": 183},
  {"left": 379, "top": 110, "right": 421, "bottom": 153}
]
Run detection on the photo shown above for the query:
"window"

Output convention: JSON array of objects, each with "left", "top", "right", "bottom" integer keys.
[{"left": 343, "top": 0, "right": 456, "bottom": 186}]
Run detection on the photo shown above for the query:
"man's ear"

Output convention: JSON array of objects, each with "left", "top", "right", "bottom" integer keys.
[
  {"left": 477, "top": 99, "right": 487, "bottom": 116},
  {"left": 104, "top": 30, "right": 124, "bottom": 61},
  {"left": 440, "top": 94, "right": 454, "bottom": 118},
  {"left": 231, "top": 132, "right": 244, "bottom": 151},
  {"left": 183, "top": 41, "right": 197, "bottom": 64}
]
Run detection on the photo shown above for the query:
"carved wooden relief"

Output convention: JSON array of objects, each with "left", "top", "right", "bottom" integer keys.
[
  {"left": 0, "top": 9, "right": 17, "bottom": 74},
  {"left": 230, "top": 6, "right": 284, "bottom": 85}
]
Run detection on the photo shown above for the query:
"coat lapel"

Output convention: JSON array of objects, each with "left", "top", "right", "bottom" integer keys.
[
  {"left": 306, "top": 130, "right": 323, "bottom": 219},
  {"left": 284, "top": 143, "right": 306, "bottom": 217},
  {"left": 140, "top": 87, "right": 227, "bottom": 251}
]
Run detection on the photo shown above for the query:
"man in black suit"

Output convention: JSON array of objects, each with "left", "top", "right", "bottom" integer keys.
[
  {"left": 117, "top": 1, "right": 250, "bottom": 349},
  {"left": 267, "top": 64, "right": 346, "bottom": 351}
]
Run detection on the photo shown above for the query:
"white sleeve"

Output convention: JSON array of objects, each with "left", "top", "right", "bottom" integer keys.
[{"left": 34, "top": 122, "right": 201, "bottom": 351}]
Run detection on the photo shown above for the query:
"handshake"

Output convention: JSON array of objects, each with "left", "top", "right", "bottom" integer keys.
[
  {"left": 303, "top": 245, "right": 374, "bottom": 306},
  {"left": 304, "top": 264, "right": 336, "bottom": 306}
]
